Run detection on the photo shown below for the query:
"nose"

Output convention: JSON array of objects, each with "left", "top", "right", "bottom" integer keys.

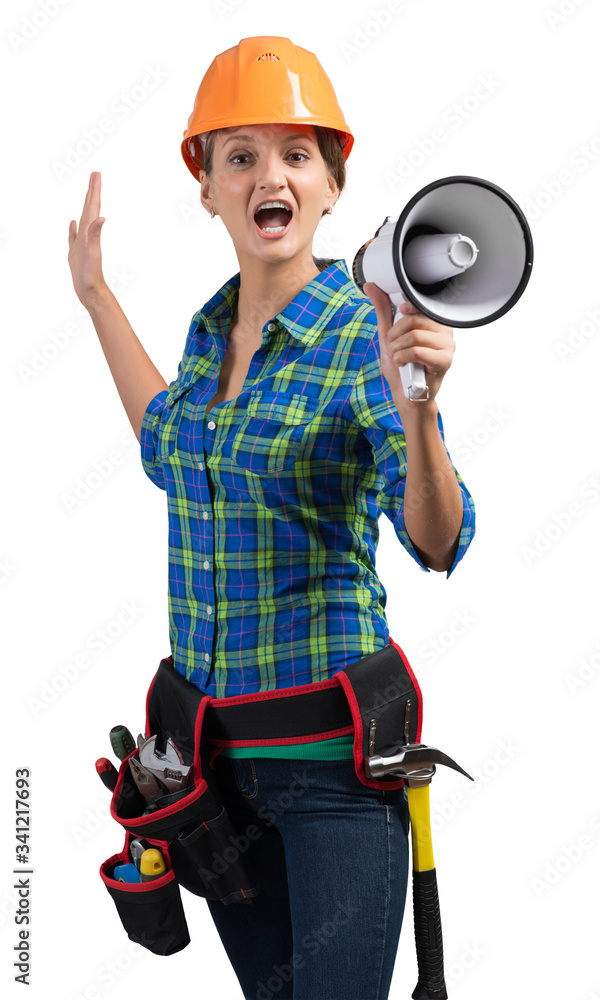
[{"left": 256, "top": 148, "right": 287, "bottom": 191}]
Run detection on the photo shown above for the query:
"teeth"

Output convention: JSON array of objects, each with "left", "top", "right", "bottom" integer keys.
[
  {"left": 256, "top": 200, "right": 291, "bottom": 212},
  {"left": 261, "top": 225, "right": 286, "bottom": 233}
]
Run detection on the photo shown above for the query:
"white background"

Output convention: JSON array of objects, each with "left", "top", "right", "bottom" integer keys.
[{"left": 3, "top": 0, "right": 600, "bottom": 997}]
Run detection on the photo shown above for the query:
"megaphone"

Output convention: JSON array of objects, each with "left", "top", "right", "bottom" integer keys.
[{"left": 352, "top": 175, "right": 534, "bottom": 401}]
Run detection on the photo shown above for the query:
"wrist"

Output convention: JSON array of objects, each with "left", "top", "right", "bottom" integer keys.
[
  {"left": 392, "top": 392, "right": 439, "bottom": 433},
  {"left": 83, "top": 282, "right": 113, "bottom": 315}
]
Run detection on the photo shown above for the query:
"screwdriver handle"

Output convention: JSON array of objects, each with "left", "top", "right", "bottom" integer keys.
[
  {"left": 139, "top": 848, "right": 167, "bottom": 882},
  {"left": 110, "top": 725, "right": 136, "bottom": 761},
  {"left": 95, "top": 757, "right": 118, "bottom": 792}
]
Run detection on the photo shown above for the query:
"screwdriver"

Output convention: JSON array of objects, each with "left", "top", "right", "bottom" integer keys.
[
  {"left": 139, "top": 848, "right": 167, "bottom": 882},
  {"left": 110, "top": 725, "right": 136, "bottom": 760},
  {"left": 95, "top": 757, "right": 118, "bottom": 792}
]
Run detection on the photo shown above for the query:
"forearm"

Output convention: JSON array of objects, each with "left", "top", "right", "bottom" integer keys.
[
  {"left": 86, "top": 285, "right": 168, "bottom": 442},
  {"left": 397, "top": 399, "right": 464, "bottom": 572}
]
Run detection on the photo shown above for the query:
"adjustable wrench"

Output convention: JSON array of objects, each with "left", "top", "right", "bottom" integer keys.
[{"left": 138, "top": 734, "right": 193, "bottom": 794}]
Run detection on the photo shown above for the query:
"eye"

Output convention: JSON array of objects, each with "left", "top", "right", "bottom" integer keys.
[{"left": 227, "top": 149, "right": 310, "bottom": 165}]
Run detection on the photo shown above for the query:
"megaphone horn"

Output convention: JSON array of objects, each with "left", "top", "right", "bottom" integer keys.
[{"left": 353, "top": 175, "right": 534, "bottom": 401}]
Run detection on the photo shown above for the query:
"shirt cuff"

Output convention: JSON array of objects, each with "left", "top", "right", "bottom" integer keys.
[
  {"left": 445, "top": 477, "right": 476, "bottom": 577},
  {"left": 140, "top": 389, "right": 169, "bottom": 490},
  {"left": 392, "top": 473, "right": 476, "bottom": 577}
]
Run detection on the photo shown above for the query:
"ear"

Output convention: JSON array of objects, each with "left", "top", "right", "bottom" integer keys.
[
  {"left": 326, "top": 172, "right": 340, "bottom": 208},
  {"left": 198, "top": 170, "right": 213, "bottom": 214}
]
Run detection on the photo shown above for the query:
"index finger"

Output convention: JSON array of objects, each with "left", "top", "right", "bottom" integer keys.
[{"left": 79, "top": 171, "right": 101, "bottom": 229}]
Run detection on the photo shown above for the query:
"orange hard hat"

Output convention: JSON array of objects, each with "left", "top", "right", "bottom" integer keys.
[{"left": 181, "top": 36, "right": 354, "bottom": 181}]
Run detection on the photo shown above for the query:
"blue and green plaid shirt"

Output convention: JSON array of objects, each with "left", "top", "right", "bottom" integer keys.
[{"left": 140, "top": 258, "right": 475, "bottom": 699}]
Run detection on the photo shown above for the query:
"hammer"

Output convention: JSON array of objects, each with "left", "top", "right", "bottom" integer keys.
[{"left": 366, "top": 703, "right": 473, "bottom": 1000}]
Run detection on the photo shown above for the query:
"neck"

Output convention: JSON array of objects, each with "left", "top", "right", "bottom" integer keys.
[{"left": 232, "top": 251, "right": 321, "bottom": 340}]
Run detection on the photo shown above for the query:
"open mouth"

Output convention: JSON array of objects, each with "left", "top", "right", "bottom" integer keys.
[{"left": 253, "top": 202, "right": 294, "bottom": 235}]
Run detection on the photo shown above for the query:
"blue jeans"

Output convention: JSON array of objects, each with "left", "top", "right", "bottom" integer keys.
[{"left": 205, "top": 754, "right": 410, "bottom": 1000}]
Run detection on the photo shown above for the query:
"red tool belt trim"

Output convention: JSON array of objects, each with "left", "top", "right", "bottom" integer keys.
[{"left": 142, "top": 637, "right": 422, "bottom": 791}]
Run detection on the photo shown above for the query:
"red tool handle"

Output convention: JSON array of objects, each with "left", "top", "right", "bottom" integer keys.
[{"left": 95, "top": 757, "right": 118, "bottom": 792}]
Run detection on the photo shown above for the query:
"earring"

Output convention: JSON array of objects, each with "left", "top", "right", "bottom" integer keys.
[
  {"left": 326, "top": 205, "right": 333, "bottom": 214},
  {"left": 210, "top": 207, "right": 215, "bottom": 219}
]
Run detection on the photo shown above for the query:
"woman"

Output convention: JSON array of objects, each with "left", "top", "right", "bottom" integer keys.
[{"left": 69, "top": 35, "right": 474, "bottom": 1000}]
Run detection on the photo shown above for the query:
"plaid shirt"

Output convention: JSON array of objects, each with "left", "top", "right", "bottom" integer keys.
[{"left": 140, "top": 258, "right": 475, "bottom": 698}]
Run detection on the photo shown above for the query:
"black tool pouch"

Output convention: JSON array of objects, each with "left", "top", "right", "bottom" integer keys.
[
  {"left": 100, "top": 658, "right": 260, "bottom": 954},
  {"left": 337, "top": 638, "right": 423, "bottom": 791},
  {"left": 100, "top": 831, "right": 190, "bottom": 956}
]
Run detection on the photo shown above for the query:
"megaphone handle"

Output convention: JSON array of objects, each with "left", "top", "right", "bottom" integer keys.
[{"left": 391, "top": 302, "right": 429, "bottom": 402}]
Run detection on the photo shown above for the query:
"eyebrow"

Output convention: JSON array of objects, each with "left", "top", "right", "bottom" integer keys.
[{"left": 222, "top": 133, "right": 315, "bottom": 147}]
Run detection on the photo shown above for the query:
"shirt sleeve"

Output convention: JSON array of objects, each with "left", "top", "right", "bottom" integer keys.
[
  {"left": 139, "top": 310, "right": 204, "bottom": 491},
  {"left": 347, "top": 332, "right": 475, "bottom": 578},
  {"left": 140, "top": 389, "right": 169, "bottom": 490}
]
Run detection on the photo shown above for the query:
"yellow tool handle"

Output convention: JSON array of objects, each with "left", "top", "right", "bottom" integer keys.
[
  {"left": 406, "top": 783, "right": 447, "bottom": 998},
  {"left": 407, "top": 784, "right": 435, "bottom": 872},
  {"left": 139, "top": 848, "right": 166, "bottom": 882}
]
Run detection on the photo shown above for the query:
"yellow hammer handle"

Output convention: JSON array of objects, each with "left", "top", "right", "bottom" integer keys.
[{"left": 406, "top": 784, "right": 435, "bottom": 872}]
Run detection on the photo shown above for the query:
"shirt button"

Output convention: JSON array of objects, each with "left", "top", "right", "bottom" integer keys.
[
  {"left": 204, "top": 653, "right": 210, "bottom": 662},
  {"left": 208, "top": 420, "right": 216, "bottom": 430},
  {"left": 199, "top": 462, "right": 204, "bottom": 471},
  {"left": 203, "top": 511, "right": 208, "bottom": 520},
  {"left": 267, "top": 322, "right": 276, "bottom": 332},
  {"left": 206, "top": 606, "right": 212, "bottom": 615},
  {"left": 203, "top": 560, "right": 209, "bottom": 570}
]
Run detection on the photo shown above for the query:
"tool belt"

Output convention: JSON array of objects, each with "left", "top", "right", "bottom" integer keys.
[{"left": 99, "top": 637, "right": 422, "bottom": 956}]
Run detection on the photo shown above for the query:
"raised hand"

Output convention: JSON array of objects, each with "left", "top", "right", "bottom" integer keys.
[{"left": 68, "top": 171, "right": 107, "bottom": 305}]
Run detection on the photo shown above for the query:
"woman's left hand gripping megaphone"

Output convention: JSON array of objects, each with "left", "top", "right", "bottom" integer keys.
[{"left": 362, "top": 282, "right": 456, "bottom": 411}]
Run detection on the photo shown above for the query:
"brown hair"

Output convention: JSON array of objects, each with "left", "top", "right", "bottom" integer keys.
[{"left": 197, "top": 126, "right": 346, "bottom": 216}]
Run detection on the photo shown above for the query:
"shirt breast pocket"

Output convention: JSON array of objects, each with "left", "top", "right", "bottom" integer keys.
[{"left": 229, "top": 391, "right": 318, "bottom": 476}]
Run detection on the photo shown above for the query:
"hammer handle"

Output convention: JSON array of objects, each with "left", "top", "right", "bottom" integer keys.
[
  {"left": 407, "top": 783, "right": 448, "bottom": 999},
  {"left": 411, "top": 868, "right": 447, "bottom": 999}
]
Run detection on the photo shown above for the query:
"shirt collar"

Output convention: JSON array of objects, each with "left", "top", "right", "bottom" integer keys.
[
  {"left": 202, "top": 257, "right": 359, "bottom": 347},
  {"left": 166, "top": 258, "right": 361, "bottom": 406}
]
